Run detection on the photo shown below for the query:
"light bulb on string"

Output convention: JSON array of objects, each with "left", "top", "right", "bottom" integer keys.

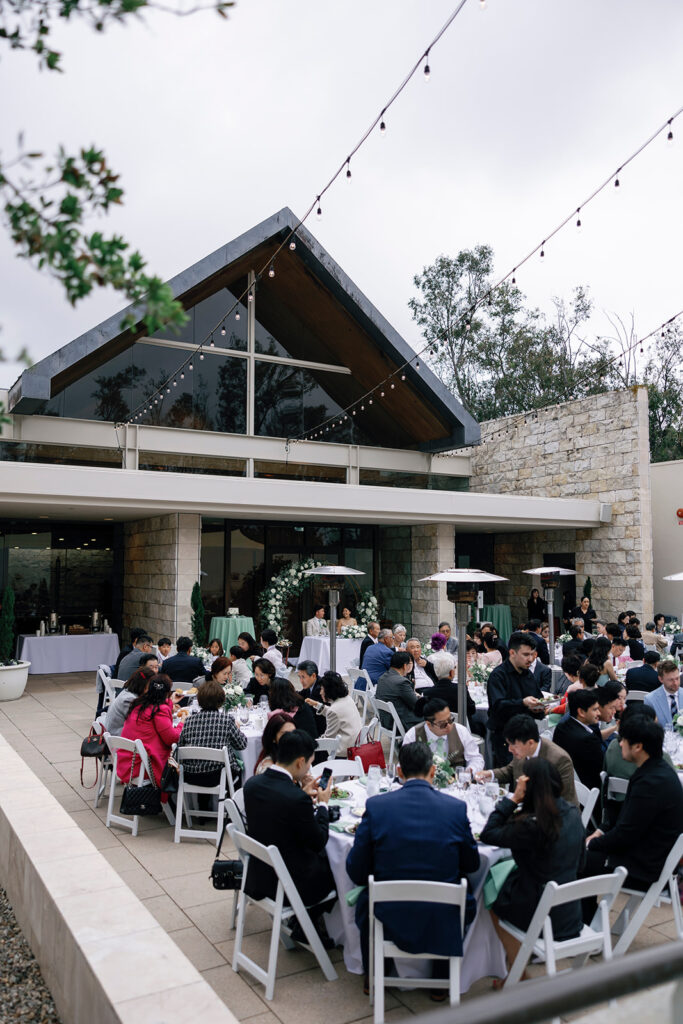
[
  {"left": 423, "top": 52, "right": 431, "bottom": 80},
  {"left": 220, "top": 324, "right": 226, "bottom": 336},
  {"left": 268, "top": 262, "right": 275, "bottom": 278},
  {"left": 235, "top": 310, "right": 240, "bottom": 321},
  {"left": 380, "top": 390, "right": 385, "bottom": 398},
  {"left": 576, "top": 209, "right": 582, "bottom": 231},
  {"left": 166, "top": 387, "right": 170, "bottom": 394},
  {"left": 189, "top": 362, "right": 193, "bottom": 371},
  {"left": 210, "top": 335, "right": 215, "bottom": 348},
  {"left": 316, "top": 198, "right": 322, "bottom": 219},
  {"left": 390, "top": 382, "right": 395, "bottom": 389},
  {"left": 199, "top": 350, "right": 204, "bottom": 361},
  {"left": 667, "top": 119, "right": 674, "bottom": 142},
  {"left": 180, "top": 371, "right": 185, "bottom": 380},
  {"left": 368, "top": 398, "right": 373, "bottom": 405},
  {"left": 614, "top": 171, "right": 621, "bottom": 187},
  {"left": 346, "top": 160, "right": 352, "bottom": 182},
  {"left": 379, "top": 114, "right": 386, "bottom": 135},
  {"left": 415, "top": 360, "right": 420, "bottom": 369},
  {"left": 289, "top": 237, "right": 296, "bottom": 251},
  {"left": 540, "top": 243, "right": 545, "bottom": 260},
  {"left": 247, "top": 290, "right": 254, "bottom": 303},
  {"left": 173, "top": 380, "right": 177, "bottom": 387}
]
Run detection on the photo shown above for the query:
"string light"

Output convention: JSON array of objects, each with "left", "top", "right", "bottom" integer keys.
[
  {"left": 199, "top": 350, "right": 204, "bottom": 360},
  {"left": 575, "top": 209, "right": 582, "bottom": 230},
  {"left": 180, "top": 371, "right": 185, "bottom": 380},
  {"left": 346, "top": 160, "right": 352, "bottom": 182},
  {"left": 423, "top": 51, "right": 431, "bottom": 80},
  {"left": 379, "top": 113, "right": 387, "bottom": 134},
  {"left": 614, "top": 171, "right": 621, "bottom": 187},
  {"left": 540, "top": 243, "right": 545, "bottom": 260},
  {"left": 235, "top": 310, "right": 241, "bottom": 320},
  {"left": 316, "top": 198, "right": 322, "bottom": 219},
  {"left": 667, "top": 119, "right": 674, "bottom": 141},
  {"left": 268, "top": 262, "right": 275, "bottom": 278},
  {"left": 247, "top": 290, "right": 254, "bottom": 303},
  {"left": 188, "top": 362, "right": 193, "bottom": 371},
  {"left": 210, "top": 335, "right": 215, "bottom": 347},
  {"left": 220, "top": 325, "right": 226, "bottom": 336},
  {"left": 289, "top": 237, "right": 297, "bottom": 250}
]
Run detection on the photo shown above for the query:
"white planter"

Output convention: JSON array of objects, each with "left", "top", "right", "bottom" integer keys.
[{"left": 0, "top": 661, "right": 31, "bottom": 701}]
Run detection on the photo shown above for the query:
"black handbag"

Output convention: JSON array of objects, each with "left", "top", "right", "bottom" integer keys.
[
  {"left": 160, "top": 753, "right": 180, "bottom": 795},
  {"left": 79, "top": 724, "right": 109, "bottom": 790},
  {"left": 120, "top": 753, "right": 162, "bottom": 816},
  {"left": 209, "top": 813, "right": 243, "bottom": 890}
]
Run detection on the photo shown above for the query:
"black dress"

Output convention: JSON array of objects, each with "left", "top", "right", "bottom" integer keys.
[
  {"left": 481, "top": 796, "right": 585, "bottom": 940},
  {"left": 526, "top": 596, "right": 547, "bottom": 621}
]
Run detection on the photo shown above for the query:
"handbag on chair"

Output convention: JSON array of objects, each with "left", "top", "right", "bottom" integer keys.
[
  {"left": 79, "top": 724, "right": 109, "bottom": 790},
  {"left": 120, "top": 752, "right": 162, "bottom": 816},
  {"left": 347, "top": 735, "right": 386, "bottom": 771},
  {"left": 209, "top": 813, "right": 244, "bottom": 890}
]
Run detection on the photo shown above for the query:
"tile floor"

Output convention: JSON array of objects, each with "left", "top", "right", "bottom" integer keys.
[{"left": 0, "top": 672, "right": 678, "bottom": 1024}]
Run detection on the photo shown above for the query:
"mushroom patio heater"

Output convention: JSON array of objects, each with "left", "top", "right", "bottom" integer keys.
[
  {"left": 522, "top": 566, "right": 577, "bottom": 665},
  {"left": 663, "top": 573, "right": 683, "bottom": 627},
  {"left": 302, "top": 565, "right": 365, "bottom": 673},
  {"left": 419, "top": 569, "right": 508, "bottom": 724}
]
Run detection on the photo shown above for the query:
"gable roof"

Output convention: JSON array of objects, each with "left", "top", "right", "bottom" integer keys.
[{"left": 8, "top": 207, "right": 480, "bottom": 452}]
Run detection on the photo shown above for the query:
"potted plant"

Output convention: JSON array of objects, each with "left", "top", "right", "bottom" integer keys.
[{"left": 0, "top": 584, "right": 31, "bottom": 701}]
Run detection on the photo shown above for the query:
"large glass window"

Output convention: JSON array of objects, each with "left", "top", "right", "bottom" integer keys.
[
  {"left": 139, "top": 452, "right": 246, "bottom": 476},
  {"left": 200, "top": 519, "right": 226, "bottom": 619},
  {"left": 0, "top": 442, "right": 121, "bottom": 468},
  {"left": 254, "top": 363, "right": 370, "bottom": 441},
  {"left": 359, "top": 469, "right": 469, "bottom": 491},
  {"left": 254, "top": 461, "right": 346, "bottom": 483},
  {"left": 152, "top": 287, "right": 247, "bottom": 351}
]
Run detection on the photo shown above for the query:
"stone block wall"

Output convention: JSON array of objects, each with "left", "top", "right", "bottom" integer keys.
[
  {"left": 377, "top": 526, "right": 413, "bottom": 632},
  {"left": 464, "top": 387, "right": 654, "bottom": 624},
  {"left": 123, "top": 513, "right": 201, "bottom": 641},
  {"left": 410, "top": 523, "right": 456, "bottom": 637}
]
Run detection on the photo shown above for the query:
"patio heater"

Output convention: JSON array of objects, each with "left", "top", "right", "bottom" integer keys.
[
  {"left": 302, "top": 565, "right": 365, "bottom": 673},
  {"left": 419, "top": 569, "right": 508, "bottom": 725},
  {"left": 523, "top": 566, "right": 576, "bottom": 686},
  {"left": 663, "top": 572, "right": 683, "bottom": 630}
]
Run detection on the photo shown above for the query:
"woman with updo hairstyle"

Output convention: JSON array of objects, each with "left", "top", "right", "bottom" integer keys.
[
  {"left": 117, "top": 673, "right": 183, "bottom": 794},
  {"left": 304, "top": 671, "right": 362, "bottom": 755}
]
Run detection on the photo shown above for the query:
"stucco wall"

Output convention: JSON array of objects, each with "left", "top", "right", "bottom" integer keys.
[
  {"left": 650, "top": 459, "right": 683, "bottom": 621},
  {"left": 123, "top": 513, "right": 201, "bottom": 641},
  {"left": 464, "top": 387, "right": 654, "bottom": 625}
]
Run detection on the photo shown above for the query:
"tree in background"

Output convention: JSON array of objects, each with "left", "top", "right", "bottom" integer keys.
[
  {"left": 0, "top": 585, "right": 16, "bottom": 665},
  {"left": 409, "top": 247, "right": 682, "bottom": 461},
  {"left": 190, "top": 581, "right": 207, "bottom": 648},
  {"left": 583, "top": 577, "right": 592, "bottom": 601}
]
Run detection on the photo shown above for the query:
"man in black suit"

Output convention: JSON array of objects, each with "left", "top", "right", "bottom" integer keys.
[
  {"left": 243, "top": 731, "right": 335, "bottom": 936},
  {"left": 625, "top": 651, "right": 660, "bottom": 694},
  {"left": 530, "top": 648, "right": 552, "bottom": 690},
  {"left": 359, "top": 621, "right": 380, "bottom": 668},
  {"left": 487, "top": 632, "right": 547, "bottom": 767},
  {"left": 562, "top": 623, "right": 585, "bottom": 660},
  {"left": 552, "top": 688, "right": 603, "bottom": 791},
  {"left": 583, "top": 714, "right": 683, "bottom": 919},
  {"left": 527, "top": 620, "right": 550, "bottom": 665},
  {"left": 159, "top": 635, "right": 206, "bottom": 683}
]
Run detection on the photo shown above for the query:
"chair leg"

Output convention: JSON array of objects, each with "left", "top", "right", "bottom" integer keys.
[
  {"left": 265, "top": 887, "right": 285, "bottom": 1000},
  {"left": 671, "top": 877, "right": 683, "bottom": 938},
  {"left": 232, "top": 889, "right": 247, "bottom": 971},
  {"left": 174, "top": 781, "right": 184, "bottom": 842},
  {"left": 374, "top": 920, "right": 384, "bottom": 1024},
  {"left": 613, "top": 893, "right": 655, "bottom": 957},
  {"left": 449, "top": 957, "right": 460, "bottom": 1006}
]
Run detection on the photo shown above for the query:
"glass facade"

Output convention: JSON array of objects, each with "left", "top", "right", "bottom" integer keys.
[
  {"left": 139, "top": 452, "right": 246, "bottom": 476},
  {"left": 0, "top": 520, "right": 123, "bottom": 636},
  {"left": 0, "top": 442, "right": 121, "bottom": 468},
  {"left": 253, "top": 461, "right": 346, "bottom": 483},
  {"left": 359, "top": 469, "right": 469, "bottom": 491},
  {"left": 152, "top": 287, "right": 248, "bottom": 351}
]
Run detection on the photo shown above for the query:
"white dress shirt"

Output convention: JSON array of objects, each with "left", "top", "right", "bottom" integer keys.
[
  {"left": 305, "top": 616, "right": 329, "bottom": 637},
  {"left": 402, "top": 721, "right": 484, "bottom": 773},
  {"left": 263, "top": 645, "right": 285, "bottom": 675}
]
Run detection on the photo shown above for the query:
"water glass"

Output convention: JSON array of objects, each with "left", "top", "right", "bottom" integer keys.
[{"left": 239, "top": 706, "right": 250, "bottom": 726}]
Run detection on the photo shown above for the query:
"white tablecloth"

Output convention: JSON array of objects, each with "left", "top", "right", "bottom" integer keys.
[
  {"left": 241, "top": 723, "right": 264, "bottom": 780},
  {"left": 323, "top": 779, "right": 507, "bottom": 989},
  {"left": 18, "top": 633, "right": 120, "bottom": 675},
  {"left": 299, "top": 637, "right": 362, "bottom": 678}
]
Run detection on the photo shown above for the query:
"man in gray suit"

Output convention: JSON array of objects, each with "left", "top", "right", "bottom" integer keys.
[
  {"left": 438, "top": 621, "right": 458, "bottom": 655},
  {"left": 644, "top": 660, "right": 682, "bottom": 727}
]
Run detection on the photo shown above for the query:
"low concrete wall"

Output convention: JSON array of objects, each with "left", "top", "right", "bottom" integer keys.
[{"left": 0, "top": 734, "right": 238, "bottom": 1024}]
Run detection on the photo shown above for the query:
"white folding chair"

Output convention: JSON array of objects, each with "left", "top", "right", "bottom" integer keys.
[
  {"left": 349, "top": 669, "right": 375, "bottom": 726},
  {"left": 92, "top": 714, "right": 113, "bottom": 809},
  {"left": 224, "top": 801, "right": 247, "bottom": 928},
  {"left": 312, "top": 758, "right": 363, "bottom": 780},
  {"left": 228, "top": 825, "right": 338, "bottom": 999},
  {"left": 174, "top": 746, "right": 234, "bottom": 843},
  {"left": 97, "top": 666, "right": 117, "bottom": 709},
  {"left": 104, "top": 734, "right": 174, "bottom": 835},
  {"left": 625, "top": 690, "right": 649, "bottom": 703},
  {"left": 316, "top": 735, "right": 341, "bottom": 759},
  {"left": 369, "top": 876, "right": 467, "bottom": 1023},
  {"left": 500, "top": 868, "right": 627, "bottom": 988},
  {"left": 612, "top": 833, "right": 683, "bottom": 955},
  {"left": 232, "top": 785, "right": 246, "bottom": 823},
  {"left": 358, "top": 717, "right": 379, "bottom": 746},
  {"left": 574, "top": 777, "right": 600, "bottom": 830},
  {"left": 371, "top": 697, "right": 406, "bottom": 767}
]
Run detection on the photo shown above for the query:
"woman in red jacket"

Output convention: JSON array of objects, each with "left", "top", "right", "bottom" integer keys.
[{"left": 117, "top": 673, "right": 183, "bottom": 793}]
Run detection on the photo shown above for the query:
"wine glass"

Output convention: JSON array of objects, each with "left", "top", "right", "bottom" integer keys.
[{"left": 239, "top": 705, "right": 250, "bottom": 726}]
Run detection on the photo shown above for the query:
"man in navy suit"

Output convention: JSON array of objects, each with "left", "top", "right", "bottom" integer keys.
[
  {"left": 625, "top": 651, "right": 660, "bottom": 695},
  {"left": 346, "top": 742, "right": 480, "bottom": 991},
  {"left": 361, "top": 629, "right": 395, "bottom": 686},
  {"left": 644, "top": 660, "right": 682, "bottom": 727},
  {"left": 159, "top": 635, "right": 206, "bottom": 683}
]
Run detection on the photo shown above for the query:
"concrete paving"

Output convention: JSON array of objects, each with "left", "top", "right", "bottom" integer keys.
[{"left": 0, "top": 672, "right": 678, "bottom": 1023}]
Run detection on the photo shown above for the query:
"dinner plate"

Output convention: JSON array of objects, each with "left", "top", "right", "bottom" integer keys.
[
  {"left": 350, "top": 805, "right": 365, "bottom": 817},
  {"left": 344, "top": 823, "right": 360, "bottom": 836}
]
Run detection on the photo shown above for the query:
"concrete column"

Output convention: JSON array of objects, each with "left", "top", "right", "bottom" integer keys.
[{"left": 410, "top": 524, "right": 455, "bottom": 636}]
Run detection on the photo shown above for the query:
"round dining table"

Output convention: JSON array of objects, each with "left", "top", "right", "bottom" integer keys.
[
  {"left": 208, "top": 616, "right": 256, "bottom": 653},
  {"left": 299, "top": 637, "right": 362, "bottom": 678}
]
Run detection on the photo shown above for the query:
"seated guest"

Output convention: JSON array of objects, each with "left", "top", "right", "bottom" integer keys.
[
  {"left": 376, "top": 652, "right": 423, "bottom": 732},
  {"left": 429, "top": 650, "right": 479, "bottom": 733},
  {"left": 305, "top": 671, "right": 362, "bottom": 755},
  {"left": 336, "top": 606, "right": 357, "bottom": 634},
  {"left": 625, "top": 625, "right": 645, "bottom": 661},
  {"left": 177, "top": 678, "right": 247, "bottom": 787},
  {"left": 244, "top": 730, "right": 336, "bottom": 945},
  {"left": 654, "top": 613, "right": 666, "bottom": 635},
  {"left": 481, "top": 624, "right": 508, "bottom": 661},
  {"left": 117, "top": 674, "right": 183, "bottom": 791},
  {"left": 228, "top": 646, "right": 252, "bottom": 688},
  {"left": 481, "top": 760, "right": 585, "bottom": 974},
  {"left": 113, "top": 627, "right": 147, "bottom": 678},
  {"left": 117, "top": 634, "right": 154, "bottom": 682},
  {"left": 553, "top": 688, "right": 603, "bottom": 791},
  {"left": 529, "top": 647, "right": 552, "bottom": 690},
  {"left": 359, "top": 621, "right": 380, "bottom": 668},
  {"left": 207, "top": 637, "right": 225, "bottom": 661},
  {"left": 562, "top": 624, "right": 585, "bottom": 660},
  {"left": 595, "top": 680, "right": 625, "bottom": 750},
  {"left": 206, "top": 655, "right": 232, "bottom": 688},
  {"left": 551, "top": 661, "right": 601, "bottom": 719},
  {"left": 584, "top": 714, "right": 683, "bottom": 920},
  {"left": 393, "top": 623, "right": 407, "bottom": 650},
  {"left": 587, "top": 636, "right": 618, "bottom": 685},
  {"left": 644, "top": 659, "right": 682, "bottom": 727},
  {"left": 606, "top": 621, "right": 625, "bottom": 643},
  {"left": 254, "top": 713, "right": 296, "bottom": 774},
  {"left": 601, "top": 704, "right": 675, "bottom": 829},
  {"left": 406, "top": 637, "right": 433, "bottom": 690},
  {"left": 429, "top": 631, "right": 448, "bottom": 655},
  {"left": 244, "top": 657, "right": 276, "bottom": 701},
  {"left": 610, "top": 636, "right": 627, "bottom": 667},
  {"left": 138, "top": 651, "right": 160, "bottom": 673},
  {"left": 642, "top": 621, "right": 667, "bottom": 653},
  {"left": 438, "top": 621, "right": 458, "bottom": 654},
  {"left": 555, "top": 655, "right": 583, "bottom": 696},
  {"left": 268, "top": 677, "right": 318, "bottom": 738},
  {"left": 237, "top": 631, "right": 261, "bottom": 659},
  {"left": 477, "top": 713, "right": 578, "bottom": 806},
  {"left": 346, "top": 742, "right": 480, "bottom": 988},
  {"left": 297, "top": 660, "right": 323, "bottom": 702},
  {"left": 625, "top": 650, "right": 660, "bottom": 694},
  {"left": 305, "top": 605, "right": 329, "bottom": 637},
  {"left": 260, "top": 629, "right": 285, "bottom": 675},
  {"left": 527, "top": 620, "right": 550, "bottom": 665},
  {"left": 160, "top": 636, "right": 206, "bottom": 683},
  {"left": 103, "top": 667, "right": 155, "bottom": 737},
  {"left": 403, "top": 698, "right": 484, "bottom": 773},
  {"left": 361, "top": 629, "right": 395, "bottom": 686},
  {"left": 487, "top": 631, "right": 547, "bottom": 768},
  {"left": 479, "top": 632, "right": 502, "bottom": 668},
  {"left": 157, "top": 637, "right": 172, "bottom": 662}
]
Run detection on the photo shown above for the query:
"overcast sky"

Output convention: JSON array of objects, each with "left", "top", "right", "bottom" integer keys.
[{"left": 1, "top": 0, "right": 682, "bottom": 389}]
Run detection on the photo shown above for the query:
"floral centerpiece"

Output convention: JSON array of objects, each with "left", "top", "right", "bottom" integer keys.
[
  {"left": 192, "top": 645, "right": 212, "bottom": 668},
  {"left": 356, "top": 591, "right": 379, "bottom": 626},
  {"left": 340, "top": 623, "right": 368, "bottom": 639},
  {"left": 223, "top": 683, "right": 248, "bottom": 710},
  {"left": 469, "top": 661, "right": 493, "bottom": 686},
  {"left": 664, "top": 621, "right": 681, "bottom": 636},
  {"left": 557, "top": 632, "right": 572, "bottom": 644},
  {"left": 432, "top": 754, "right": 455, "bottom": 790},
  {"left": 421, "top": 640, "right": 435, "bottom": 659}
]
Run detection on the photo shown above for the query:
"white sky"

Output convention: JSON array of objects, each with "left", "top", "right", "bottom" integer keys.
[{"left": 1, "top": 0, "right": 682, "bottom": 389}]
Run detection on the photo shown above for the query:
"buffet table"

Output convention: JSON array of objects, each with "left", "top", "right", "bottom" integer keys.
[
  {"left": 208, "top": 616, "right": 256, "bottom": 652},
  {"left": 18, "top": 633, "right": 120, "bottom": 675},
  {"left": 299, "top": 637, "right": 363, "bottom": 677}
]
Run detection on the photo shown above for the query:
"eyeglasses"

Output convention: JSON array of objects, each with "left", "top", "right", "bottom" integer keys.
[{"left": 428, "top": 715, "right": 456, "bottom": 729}]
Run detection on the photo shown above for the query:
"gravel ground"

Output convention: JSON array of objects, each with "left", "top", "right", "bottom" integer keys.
[{"left": 0, "top": 888, "right": 61, "bottom": 1024}]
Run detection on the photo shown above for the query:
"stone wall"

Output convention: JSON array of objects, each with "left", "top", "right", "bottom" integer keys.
[
  {"left": 410, "top": 524, "right": 456, "bottom": 636},
  {"left": 464, "top": 387, "right": 654, "bottom": 624},
  {"left": 123, "top": 513, "right": 201, "bottom": 641},
  {"left": 377, "top": 526, "right": 413, "bottom": 632}
]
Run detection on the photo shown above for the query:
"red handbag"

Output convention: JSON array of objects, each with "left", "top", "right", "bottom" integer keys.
[{"left": 347, "top": 737, "right": 385, "bottom": 771}]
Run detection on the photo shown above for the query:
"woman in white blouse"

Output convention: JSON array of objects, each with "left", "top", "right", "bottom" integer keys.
[{"left": 304, "top": 671, "right": 362, "bottom": 756}]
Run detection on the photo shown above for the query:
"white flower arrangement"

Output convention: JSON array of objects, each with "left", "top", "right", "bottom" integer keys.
[
  {"left": 356, "top": 591, "right": 379, "bottom": 626},
  {"left": 664, "top": 621, "right": 681, "bottom": 636},
  {"left": 469, "top": 661, "right": 493, "bottom": 685},
  {"left": 557, "top": 632, "right": 572, "bottom": 644},
  {"left": 340, "top": 623, "right": 368, "bottom": 639},
  {"left": 192, "top": 645, "right": 211, "bottom": 667},
  {"left": 432, "top": 754, "right": 455, "bottom": 790},
  {"left": 223, "top": 684, "right": 248, "bottom": 710}
]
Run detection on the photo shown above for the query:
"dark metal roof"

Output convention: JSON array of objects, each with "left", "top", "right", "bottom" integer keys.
[{"left": 8, "top": 207, "right": 480, "bottom": 451}]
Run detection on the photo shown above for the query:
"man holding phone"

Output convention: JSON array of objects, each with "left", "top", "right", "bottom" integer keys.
[{"left": 244, "top": 730, "right": 336, "bottom": 946}]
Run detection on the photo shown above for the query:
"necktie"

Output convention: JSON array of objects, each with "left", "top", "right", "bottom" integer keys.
[{"left": 670, "top": 694, "right": 678, "bottom": 722}]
